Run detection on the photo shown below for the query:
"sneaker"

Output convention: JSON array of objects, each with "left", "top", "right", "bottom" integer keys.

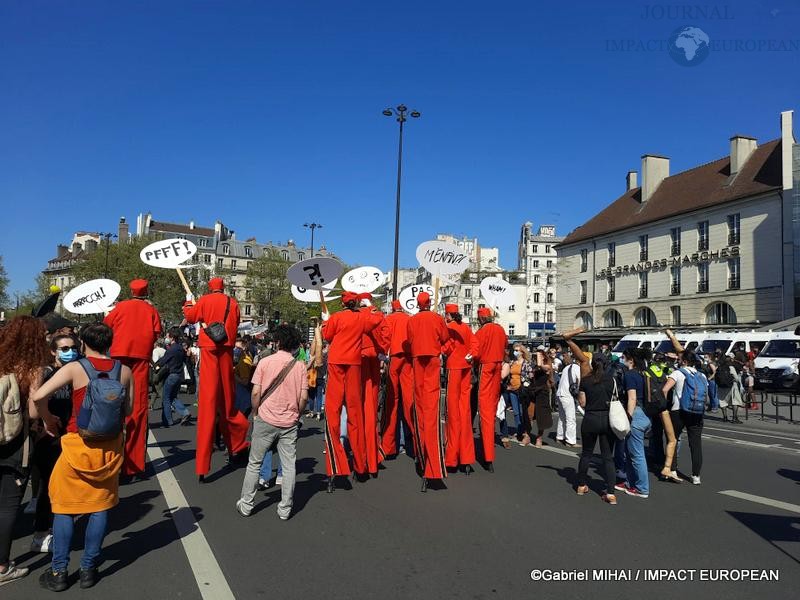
[
  {"left": 235, "top": 499, "right": 251, "bottom": 517},
  {"left": 23, "top": 497, "right": 38, "bottom": 514},
  {"left": 276, "top": 476, "right": 283, "bottom": 486},
  {"left": 31, "top": 532, "right": 53, "bottom": 553},
  {"left": 278, "top": 514, "right": 289, "bottom": 521},
  {"left": 624, "top": 486, "right": 649, "bottom": 499},
  {"left": 79, "top": 567, "right": 98, "bottom": 589},
  {"left": 0, "top": 562, "right": 29, "bottom": 587},
  {"left": 256, "top": 478, "right": 270, "bottom": 491},
  {"left": 179, "top": 414, "right": 192, "bottom": 426},
  {"left": 691, "top": 475, "right": 701, "bottom": 485},
  {"left": 614, "top": 482, "right": 627, "bottom": 492},
  {"left": 398, "top": 446, "right": 406, "bottom": 455},
  {"left": 38, "top": 568, "right": 67, "bottom": 592}
]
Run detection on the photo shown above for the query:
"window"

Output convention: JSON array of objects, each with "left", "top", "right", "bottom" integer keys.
[
  {"left": 464, "top": 304, "right": 472, "bottom": 316},
  {"left": 698, "top": 263, "right": 709, "bottom": 292},
  {"left": 546, "top": 259, "right": 553, "bottom": 268},
  {"left": 198, "top": 238, "right": 208, "bottom": 247},
  {"left": 534, "top": 311, "right": 540, "bottom": 321},
  {"left": 203, "top": 253, "right": 212, "bottom": 264},
  {"left": 534, "top": 293, "right": 540, "bottom": 303},
  {"left": 603, "top": 309, "right": 623, "bottom": 328},
  {"left": 464, "top": 288, "right": 472, "bottom": 298},
  {"left": 244, "top": 305, "right": 251, "bottom": 316},
  {"left": 217, "top": 258, "right": 223, "bottom": 268},
  {"left": 579, "top": 280, "right": 587, "bottom": 304},
  {"left": 580, "top": 249, "right": 588, "bottom": 272},
  {"left": 231, "top": 259, "right": 237, "bottom": 270},
  {"left": 532, "top": 244, "right": 538, "bottom": 253},
  {"left": 298, "top": 252, "right": 305, "bottom": 260},
  {"left": 670, "top": 227, "right": 681, "bottom": 256},
  {"left": 244, "top": 246, "right": 252, "bottom": 258},
  {"left": 574, "top": 311, "right": 592, "bottom": 328},
  {"left": 727, "top": 213, "right": 740, "bottom": 246},
  {"left": 608, "top": 243, "right": 616, "bottom": 267},
  {"left": 508, "top": 324, "right": 515, "bottom": 336},
  {"left": 706, "top": 302, "right": 737, "bottom": 325},
  {"left": 478, "top": 303, "right": 486, "bottom": 309},
  {"left": 670, "top": 266, "right": 681, "bottom": 295},
  {"left": 545, "top": 245, "right": 551, "bottom": 253},
  {"left": 607, "top": 277, "right": 615, "bottom": 301},
  {"left": 546, "top": 293, "right": 553, "bottom": 303},
  {"left": 222, "top": 244, "right": 230, "bottom": 255},
  {"left": 533, "top": 260, "right": 540, "bottom": 268},
  {"left": 508, "top": 305, "right": 515, "bottom": 312},
  {"left": 639, "top": 234, "right": 649, "bottom": 261},
  {"left": 639, "top": 271, "right": 648, "bottom": 298},
  {"left": 546, "top": 275, "right": 554, "bottom": 285},
  {"left": 634, "top": 307, "right": 656, "bottom": 327},
  {"left": 671, "top": 306, "right": 681, "bottom": 326},
  {"left": 245, "top": 289, "right": 252, "bottom": 300},
  {"left": 281, "top": 250, "right": 289, "bottom": 261},
  {"left": 546, "top": 311, "right": 553, "bottom": 322},
  {"left": 533, "top": 275, "right": 540, "bottom": 285},
  {"left": 697, "top": 220, "right": 709, "bottom": 251},
  {"left": 728, "top": 257, "right": 740, "bottom": 289}
]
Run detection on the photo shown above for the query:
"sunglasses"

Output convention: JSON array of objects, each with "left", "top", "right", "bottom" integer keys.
[{"left": 58, "top": 345, "right": 79, "bottom": 352}]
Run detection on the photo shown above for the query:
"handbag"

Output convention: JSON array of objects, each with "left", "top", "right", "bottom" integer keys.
[
  {"left": 608, "top": 379, "right": 631, "bottom": 440},
  {"left": 204, "top": 295, "right": 231, "bottom": 345}
]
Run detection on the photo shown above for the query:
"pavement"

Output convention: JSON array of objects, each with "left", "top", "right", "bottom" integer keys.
[{"left": 4, "top": 396, "right": 799, "bottom": 600}]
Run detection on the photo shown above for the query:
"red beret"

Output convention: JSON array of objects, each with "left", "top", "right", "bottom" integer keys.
[
  {"left": 445, "top": 303, "right": 458, "bottom": 314},
  {"left": 130, "top": 279, "right": 149, "bottom": 296},
  {"left": 342, "top": 291, "right": 358, "bottom": 305},
  {"left": 208, "top": 277, "right": 225, "bottom": 291},
  {"left": 417, "top": 291, "right": 431, "bottom": 308},
  {"left": 391, "top": 300, "right": 402, "bottom": 311},
  {"left": 477, "top": 307, "right": 492, "bottom": 318},
  {"left": 356, "top": 292, "right": 373, "bottom": 301}
]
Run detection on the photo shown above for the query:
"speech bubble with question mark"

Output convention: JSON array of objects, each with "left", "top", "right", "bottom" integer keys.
[{"left": 287, "top": 257, "right": 344, "bottom": 291}]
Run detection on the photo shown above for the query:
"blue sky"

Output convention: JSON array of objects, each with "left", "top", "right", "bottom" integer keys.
[{"left": 1, "top": 0, "right": 798, "bottom": 296}]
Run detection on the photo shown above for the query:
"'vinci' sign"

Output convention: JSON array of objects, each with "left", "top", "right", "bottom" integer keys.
[{"left": 596, "top": 246, "right": 740, "bottom": 279}]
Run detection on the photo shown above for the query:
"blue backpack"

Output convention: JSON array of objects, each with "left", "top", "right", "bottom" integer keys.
[
  {"left": 678, "top": 368, "right": 707, "bottom": 414},
  {"left": 77, "top": 359, "right": 126, "bottom": 441}
]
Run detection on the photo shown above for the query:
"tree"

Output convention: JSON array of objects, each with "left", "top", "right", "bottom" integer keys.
[
  {"left": 244, "top": 248, "right": 311, "bottom": 327},
  {"left": 0, "top": 256, "right": 9, "bottom": 310}
]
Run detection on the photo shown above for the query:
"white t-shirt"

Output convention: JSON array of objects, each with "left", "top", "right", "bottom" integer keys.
[
  {"left": 557, "top": 363, "right": 580, "bottom": 398},
  {"left": 668, "top": 366, "right": 703, "bottom": 411}
]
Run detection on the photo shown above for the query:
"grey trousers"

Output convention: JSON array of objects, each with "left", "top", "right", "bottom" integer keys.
[{"left": 239, "top": 417, "right": 298, "bottom": 518}]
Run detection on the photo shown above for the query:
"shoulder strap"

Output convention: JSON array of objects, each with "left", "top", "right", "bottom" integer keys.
[
  {"left": 78, "top": 357, "right": 99, "bottom": 380},
  {"left": 257, "top": 359, "right": 297, "bottom": 409},
  {"left": 108, "top": 360, "right": 122, "bottom": 381},
  {"left": 223, "top": 295, "right": 231, "bottom": 322}
]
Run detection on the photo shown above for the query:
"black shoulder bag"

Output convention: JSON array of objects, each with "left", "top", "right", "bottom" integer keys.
[{"left": 204, "top": 295, "right": 231, "bottom": 344}]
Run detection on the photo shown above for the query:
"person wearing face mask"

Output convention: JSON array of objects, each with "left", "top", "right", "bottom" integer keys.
[
  {"left": 155, "top": 328, "right": 192, "bottom": 428},
  {"left": 29, "top": 333, "right": 80, "bottom": 555}
]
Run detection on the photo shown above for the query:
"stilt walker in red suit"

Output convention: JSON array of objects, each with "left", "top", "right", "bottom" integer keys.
[
  {"left": 474, "top": 307, "right": 508, "bottom": 472},
  {"left": 443, "top": 303, "right": 479, "bottom": 474},
  {"left": 380, "top": 300, "right": 415, "bottom": 458},
  {"left": 357, "top": 293, "right": 389, "bottom": 476},
  {"left": 183, "top": 278, "right": 250, "bottom": 481},
  {"left": 407, "top": 291, "right": 450, "bottom": 492},
  {"left": 321, "top": 292, "right": 381, "bottom": 491},
  {"left": 104, "top": 279, "right": 162, "bottom": 477}
]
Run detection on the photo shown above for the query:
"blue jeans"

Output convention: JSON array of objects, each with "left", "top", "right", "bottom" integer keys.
[
  {"left": 309, "top": 379, "right": 326, "bottom": 413},
  {"left": 504, "top": 390, "right": 522, "bottom": 431},
  {"left": 162, "top": 373, "right": 189, "bottom": 426},
  {"left": 614, "top": 438, "right": 627, "bottom": 480},
  {"left": 52, "top": 511, "right": 107, "bottom": 571},
  {"left": 625, "top": 407, "right": 652, "bottom": 495},
  {"left": 708, "top": 381, "right": 719, "bottom": 411},
  {"left": 259, "top": 449, "right": 283, "bottom": 481}
]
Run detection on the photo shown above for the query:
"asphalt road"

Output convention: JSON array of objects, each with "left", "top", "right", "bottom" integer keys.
[{"left": 5, "top": 397, "right": 799, "bottom": 600}]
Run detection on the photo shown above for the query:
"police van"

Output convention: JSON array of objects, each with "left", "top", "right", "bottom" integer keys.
[
  {"left": 653, "top": 332, "right": 708, "bottom": 355},
  {"left": 611, "top": 333, "right": 666, "bottom": 358},
  {"left": 698, "top": 332, "right": 772, "bottom": 357},
  {"left": 753, "top": 332, "right": 800, "bottom": 392}
]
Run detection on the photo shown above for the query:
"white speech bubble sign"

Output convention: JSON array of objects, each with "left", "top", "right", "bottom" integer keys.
[
  {"left": 416, "top": 240, "right": 471, "bottom": 277},
  {"left": 140, "top": 238, "right": 198, "bottom": 269},
  {"left": 291, "top": 279, "right": 340, "bottom": 302},
  {"left": 479, "top": 276, "right": 516, "bottom": 311},
  {"left": 286, "top": 257, "right": 344, "bottom": 290},
  {"left": 398, "top": 284, "right": 435, "bottom": 316},
  {"left": 63, "top": 279, "right": 121, "bottom": 315},
  {"left": 341, "top": 266, "right": 386, "bottom": 293}
]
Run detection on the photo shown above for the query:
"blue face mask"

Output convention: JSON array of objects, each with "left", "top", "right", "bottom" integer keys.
[{"left": 58, "top": 349, "right": 78, "bottom": 363}]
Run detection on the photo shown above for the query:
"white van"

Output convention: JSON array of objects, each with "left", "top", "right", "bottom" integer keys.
[
  {"left": 753, "top": 332, "right": 800, "bottom": 391},
  {"left": 698, "top": 332, "right": 772, "bottom": 357},
  {"left": 612, "top": 333, "right": 666, "bottom": 358},
  {"left": 653, "top": 332, "right": 708, "bottom": 355}
]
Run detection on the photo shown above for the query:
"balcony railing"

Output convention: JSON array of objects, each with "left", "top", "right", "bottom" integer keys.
[
  {"left": 579, "top": 294, "right": 587, "bottom": 304},
  {"left": 607, "top": 291, "right": 615, "bottom": 302},
  {"left": 671, "top": 243, "right": 680, "bottom": 256},
  {"left": 698, "top": 280, "right": 709, "bottom": 293},
  {"left": 728, "top": 277, "right": 740, "bottom": 290},
  {"left": 608, "top": 257, "right": 615, "bottom": 267},
  {"left": 639, "top": 286, "right": 648, "bottom": 299},
  {"left": 698, "top": 238, "right": 709, "bottom": 251},
  {"left": 728, "top": 233, "right": 740, "bottom": 246},
  {"left": 639, "top": 250, "right": 648, "bottom": 262},
  {"left": 670, "top": 283, "right": 681, "bottom": 296}
]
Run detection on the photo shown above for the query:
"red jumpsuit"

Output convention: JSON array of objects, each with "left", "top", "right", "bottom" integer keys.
[
  {"left": 475, "top": 322, "right": 508, "bottom": 464},
  {"left": 104, "top": 298, "right": 161, "bottom": 476},
  {"left": 322, "top": 308, "right": 381, "bottom": 476},
  {"left": 359, "top": 307, "right": 389, "bottom": 474},
  {"left": 444, "top": 320, "right": 479, "bottom": 468},
  {"left": 407, "top": 310, "right": 450, "bottom": 479},
  {"left": 380, "top": 310, "right": 415, "bottom": 457},
  {"left": 183, "top": 292, "right": 250, "bottom": 476}
]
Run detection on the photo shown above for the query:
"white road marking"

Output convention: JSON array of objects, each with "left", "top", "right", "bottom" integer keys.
[
  {"left": 718, "top": 490, "right": 800, "bottom": 515},
  {"left": 701, "top": 433, "right": 800, "bottom": 454},
  {"left": 704, "top": 425, "right": 800, "bottom": 442},
  {"left": 147, "top": 432, "right": 236, "bottom": 600},
  {"left": 536, "top": 444, "right": 581, "bottom": 458}
]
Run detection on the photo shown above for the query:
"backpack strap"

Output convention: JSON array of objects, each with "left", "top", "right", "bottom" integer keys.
[
  {"left": 78, "top": 357, "right": 100, "bottom": 380},
  {"left": 107, "top": 360, "right": 122, "bottom": 381}
]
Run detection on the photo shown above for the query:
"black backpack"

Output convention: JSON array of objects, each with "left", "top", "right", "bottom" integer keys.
[
  {"left": 641, "top": 366, "right": 668, "bottom": 418},
  {"left": 716, "top": 363, "right": 734, "bottom": 387}
]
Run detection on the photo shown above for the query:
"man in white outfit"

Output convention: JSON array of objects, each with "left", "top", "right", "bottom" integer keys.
[{"left": 555, "top": 352, "right": 581, "bottom": 447}]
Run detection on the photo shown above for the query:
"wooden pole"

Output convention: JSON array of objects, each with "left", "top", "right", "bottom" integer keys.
[
  {"left": 318, "top": 289, "right": 328, "bottom": 315},
  {"left": 176, "top": 268, "right": 192, "bottom": 297},
  {"left": 433, "top": 276, "right": 440, "bottom": 313}
]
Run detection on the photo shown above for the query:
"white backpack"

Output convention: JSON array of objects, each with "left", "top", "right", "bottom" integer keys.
[{"left": 0, "top": 373, "right": 24, "bottom": 444}]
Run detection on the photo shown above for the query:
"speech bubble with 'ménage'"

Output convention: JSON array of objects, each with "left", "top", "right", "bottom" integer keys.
[
  {"left": 63, "top": 279, "right": 121, "bottom": 315},
  {"left": 416, "top": 240, "right": 471, "bottom": 278},
  {"left": 286, "top": 257, "right": 344, "bottom": 291},
  {"left": 140, "top": 238, "right": 198, "bottom": 269}
]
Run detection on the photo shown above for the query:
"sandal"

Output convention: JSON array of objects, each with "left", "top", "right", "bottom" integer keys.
[
  {"left": 501, "top": 437, "right": 511, "bottom": 449},
  {"left": 576, "top": 485, "right": 589, "bottom": 495},
  {"left": 518, "top": 434, "right": 531, "bottom": 446},
  {"left": 602, "top": 493, "right": 618, "bottom": 505}
]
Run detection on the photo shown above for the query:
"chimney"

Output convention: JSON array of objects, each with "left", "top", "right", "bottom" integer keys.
[
  {"left": 71, "top": 242, "right": 81, "bottom": 255},
  {"left": 729, "top": 135, "right": 757, "bottom": 176},
  {"left": 781, "top": 110, "right": 795, "bottom": 191},
  {"left": 85, "top": 239, "right": 98, "bottom": 251},
  {"left": 57, "top": 244, "right": 69, "bottom": 258},
  {"left": 641, "top": 155, "right": 670, "bottom": 202},
  {"left": 118, "top": 217, "right": 129, "bottom": 243},
  {"left": 626, "top": 170, "right": 638, "bottom": 191},
  {"left": 189, "top": 220, "right": 195, "bottom": 230}
]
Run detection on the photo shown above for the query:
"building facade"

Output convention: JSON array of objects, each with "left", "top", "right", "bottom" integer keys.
[
  {"left": 517, "top": 223, "right": 563, "bottom": 339},
  {"left": 557, "top": 110, "right": 797, "bottom": 334}
]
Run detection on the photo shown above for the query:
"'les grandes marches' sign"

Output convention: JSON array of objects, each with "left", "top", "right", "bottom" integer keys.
[{"left": 596, "top": 245, "right": 740, "bottom": 279}]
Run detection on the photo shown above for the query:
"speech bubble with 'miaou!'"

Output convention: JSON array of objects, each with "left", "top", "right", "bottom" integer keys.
[
  {"left": 140, "top": 238, "right": 198, "bottom": 269},
  {"left": 63, "top": 279, "right": 121, "bottom": 315}
]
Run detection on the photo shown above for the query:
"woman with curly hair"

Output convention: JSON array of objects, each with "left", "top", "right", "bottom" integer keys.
[{"left": 0, "top": 316, "right": 50, "bottom": 587}]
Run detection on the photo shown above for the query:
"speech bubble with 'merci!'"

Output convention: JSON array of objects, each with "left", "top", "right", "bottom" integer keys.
[
  {"left": 140, "top": 238, "right": 198, "bottom": 269},
  {"left": 341, "top": 266, "right": 386, "bottom": 293},
  {"left": 397, "top": 284, "right": 435, "bottom": 315},
  {"left": 479, "top": 276, "right": 516, "bottom": 311},
  {"left": 286, "top": 257, "right": 344, "bottom": 290},
  {"left": 416, "top": 240, "right": 470, "bottom": 277},
  {"left": 291, "top": 280, "right": 340, "bottom": 302},
  {"left": 63, "top": 279, "right": 121, "bottom": 315}
]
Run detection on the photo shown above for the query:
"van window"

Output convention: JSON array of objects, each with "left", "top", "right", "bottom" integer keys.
[
  {"left": 641, "top": 341, "right": 653, "bottom": 349},
  {"left": 612, "top": 340, "right": 640, "bottom": 353},
  {"left": 760, "top": 340, "right": 800, "bottom": 358},
  {"left": 655, "top": 340, "right": 684, "bottom": 354},
  {"left": 701, "top": 339, "right": 730, "bottom": 354}
]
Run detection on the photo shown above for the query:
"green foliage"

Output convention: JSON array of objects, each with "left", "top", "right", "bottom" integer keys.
[
  {"left": 244, "top": 248, "right": 312, "bottom": 327},
  {"left": 0, "top": 256, "right": 9, "bottom": 309}
]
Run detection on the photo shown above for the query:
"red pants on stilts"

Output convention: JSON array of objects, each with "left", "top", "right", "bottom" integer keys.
[
  {"left": 478, "top": 362, "right": 502, "bottom": 464},
  {"left": 323, "top": 363, "right": 365, "bottom": 476},
  {"left": 445, "top": 368, "right": 475, "bottom": 468},
  {"left": 412, "top": 356, "right": 445, "bottom": 480},
  {"left": 361, "top": 356, "right": 382, "bottom": 473},
  {"left": 117, "top": 357, "right": 150, "bottom": 476},
  {"left": 195, "top": 346, "right": 250, "bottom": 476},
  {"left": 380, "top": 355, "right": 414, "bottom": 456}
]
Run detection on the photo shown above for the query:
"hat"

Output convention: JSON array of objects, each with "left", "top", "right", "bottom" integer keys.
[
  {"left": 477, "top": 307, "right": 492, "bottom": 318},
  {"left": 536, "top": 345, "right": 546, "bottom": 351},
  {"left": 444, "top": 303, "right": 458, "bottom": 314},
  {"left": 342, "top": 291, "right": 358, "bottom": 305},
  {"left": 208, "top": 277, "right": 225, "bottom": 291},
  {"left": 40, "top": 312, "right": 78, "bottom": 334},
  {"left": 356, "top": 292, "right": 372, "bottom": 301},
  {"left": 31, "top": 291, "right": 61, "bottom": 318},
  {"left": 391, "top": 300, "right": 402, "bottom": 311},
  {"left": 130, "top": 279, "right": 149, "bottom": 296},
  {"left": 417, "top": 291, "right": 431, "bottom": 308}
]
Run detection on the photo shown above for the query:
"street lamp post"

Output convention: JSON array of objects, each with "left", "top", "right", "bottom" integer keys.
[
  {"left": 383, "top": 104, "right": 421, "bottom": 299},
  {"left": 100, "top": 232, "right": 116, "bottom": 278},
  {"left": 303, "top": 222, "right": 322, "bottom": 257}
]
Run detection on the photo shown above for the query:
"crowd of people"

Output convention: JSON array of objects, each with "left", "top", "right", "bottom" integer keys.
[{"left": 0, "top": 276, "right": 752, "bottom": 591}]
